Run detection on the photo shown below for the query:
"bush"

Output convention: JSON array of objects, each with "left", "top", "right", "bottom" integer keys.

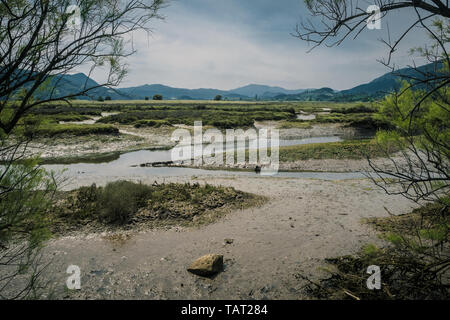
[
  {"left": 214, "top": 95, "right": 222, "bottom": 101},
  {"left": 97, "top": 181, "right": 153, "bottom": 224},
  {"left": 153, "top": 94, "right": 163, "bottom": 100}
]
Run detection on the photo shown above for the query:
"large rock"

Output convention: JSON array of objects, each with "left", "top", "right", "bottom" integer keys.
[{"left": 187, "top": 254, "right": 223, "bottom": 276}]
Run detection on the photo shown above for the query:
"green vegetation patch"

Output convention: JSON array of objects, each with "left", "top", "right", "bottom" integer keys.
[
  {"left": 279, "top": 139, "right": 401, "bottom": 161},
  {"left": 27, "top": 123, "right": 119, "bottom": 137},
  {"left": 330, "top": 104, "right": 377, "bottom": 114},
  {"left": 133, "top": 119, "right": 172, "bottom": 128},
  {"left": 366, "top": 202, "right": 450, "bottom": 241},
  {"left": 312, "top": 113, "right": 390, "bottom": 130},
  {"left": 97, "top": 109, "right": 294, "bottom": 129},
  {"left": 49, "top": 181, "right": 265, "bottom": 234},
  {"left": 277, "top": 120, "right": 313, "bottom": 129},
  {"left": 27, "top": 104, "right": 102, "bottom": 116}
]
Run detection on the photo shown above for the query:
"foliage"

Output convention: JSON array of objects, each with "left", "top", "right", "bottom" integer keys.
[
  {"left": 372, "top": 79, "right": 449, "bottom": 203},
  {"left": 0, "top": 157, "right": 57, "bottom": 299}
]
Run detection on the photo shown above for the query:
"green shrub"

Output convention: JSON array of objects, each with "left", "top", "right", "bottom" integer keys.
[{"left": 97, "top": 181, "right": 153, "bottom": 224}]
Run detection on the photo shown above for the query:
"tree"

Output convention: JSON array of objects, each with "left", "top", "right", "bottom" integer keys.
[
  {"left": 0, "top": 154, "right": 57, "bottom": 299},
  {"left": 0, "top": 0, "right": 166, "bottom": 299},
  {"left": 295, "top": 1, "right": 449, "bottom": 98},
  {"left": 0, "top": 0, "right": 166, "bottom": 134},
  {"left": 296, "top": 1, "right": 449, "bottom": 205},
  {"left": 105, "top": 96, "right": 112, "bottom": 101},
  {"left": 153, "top": 94, "right": 163, "bottom": 100},
  {"left": 145, "top": 96, "right": 150, "bottom": 101},
  {"left": 214, "top": 94, "right": 222, "bottom": 101},
  {"left": 297, "top": 0, "right": 449, "bottom": 297}
]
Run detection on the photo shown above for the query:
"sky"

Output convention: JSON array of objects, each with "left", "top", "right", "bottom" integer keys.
[{"left": 98, "top": 0, "right": 433, "bottom": 91}]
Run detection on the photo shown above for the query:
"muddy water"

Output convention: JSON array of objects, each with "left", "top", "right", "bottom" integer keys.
[
  {"left": 43, "top": 136, "right": 371, "bottom": 183},
  {"left": 296, "top": 114, "right": 316, "bottom": 120}
]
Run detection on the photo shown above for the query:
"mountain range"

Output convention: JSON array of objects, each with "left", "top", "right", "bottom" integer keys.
[{"left": 23, "top": 61, "right": 443, "bottom": 102}]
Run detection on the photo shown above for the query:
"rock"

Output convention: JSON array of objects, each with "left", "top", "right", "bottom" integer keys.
[{"left": 187, "top": 254, "right": 223, "bottom": 276}]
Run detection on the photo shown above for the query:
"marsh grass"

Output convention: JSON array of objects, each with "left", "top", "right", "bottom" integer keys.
[
  {"left": 49, "top": 181, "right": 264, "bottom": 234},
  {"left": 277, "top": 120, "right": 313, "bottom": 129},
  {"left": 278, "top": 139, "right": 401, "bottom": 161},
  {"left": 133, "top": 119, "right": 172, "bottom": 128},
  {"left": 28, "top": 123, "right": 119, "bottom": 137},
  {"left": 97, "top": 109, "right": 294, "bottom": 128}
]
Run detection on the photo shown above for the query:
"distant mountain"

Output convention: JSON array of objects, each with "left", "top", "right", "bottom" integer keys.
[
  {"left": 274, "top": 87, "right": 343, "bottom": 101},
  {"left": 52, "top": 73, "right": 131, "bottom": 100},
  {"left": 117, "top": 84, "right": 248, "bottom": 100},
  {"left": 274, "top": 62, "right": 444, "bottom": 101},
  {"left": 22, "top": 73, "right": 131, "bottom": 100},
  {"left": 229, "top": 84, "right": 307, "bottom": 98},
  {"left": 5, "top": 62, "right": 442, "bottom": 102},
  {"left": 340, "top": 61, "right": 444, "bottom": 96}
]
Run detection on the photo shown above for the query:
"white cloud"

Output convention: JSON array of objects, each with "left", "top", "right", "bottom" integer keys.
[{"left": 82, "top": 1, "right": 432, "bottom": 91}]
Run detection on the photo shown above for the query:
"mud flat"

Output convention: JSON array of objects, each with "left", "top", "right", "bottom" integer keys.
[
  {"left": 35, "top": 175, "right": 414, "bottom": 299},
  {"left": 24, "top": 123, "right": 370, "bottom": 163},
  {"left": 24, "top": 125, "right": 176, "bottom": 161}
]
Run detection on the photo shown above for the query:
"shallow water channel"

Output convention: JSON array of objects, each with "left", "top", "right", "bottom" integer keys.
[{"left": 43, "top": 135, "right": 371, "bottom": 181}]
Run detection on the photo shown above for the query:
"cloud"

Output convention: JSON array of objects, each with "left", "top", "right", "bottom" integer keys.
[{"left": 87, "top": 0, "right": 434, "bottom": 90}]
